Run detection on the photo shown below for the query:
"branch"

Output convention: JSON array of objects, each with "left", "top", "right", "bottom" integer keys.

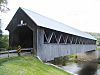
[{"left": 0, "top": 4, "right": 10, "bottom": 12}]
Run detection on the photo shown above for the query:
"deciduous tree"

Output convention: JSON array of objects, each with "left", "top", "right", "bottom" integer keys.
[
  {"left": 0, "top": 0, "right": 9, "bottom": 12},
  {"left": 0, "top": 35, "right": 9, "bottom": 48}
]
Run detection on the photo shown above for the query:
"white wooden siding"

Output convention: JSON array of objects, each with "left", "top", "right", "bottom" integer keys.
[{"left": 37, "top": 28, "right": 96, "bottom": 61}]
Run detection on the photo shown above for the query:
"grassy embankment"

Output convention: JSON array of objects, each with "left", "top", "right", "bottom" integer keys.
[
  {"left": 97, "top": 47, "right": 100, "bottom": 50},
  {"left": 0, "top": 56, "right": 72, "bottom": 75}
]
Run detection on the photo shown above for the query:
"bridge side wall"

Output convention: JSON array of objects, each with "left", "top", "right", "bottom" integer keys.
[
  {"left": 39, "top": 44, "right": 96, "bottom": 61},
  {"left": 37, "top": 27, "right": 96, "bottom": 61}
]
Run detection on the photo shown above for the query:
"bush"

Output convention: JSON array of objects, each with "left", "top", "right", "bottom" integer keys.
[
  {"left": 49, "top": 56, "right": 68, "bottom": 66},
  {"left": 0, "top": 35, "right": 9, "bottom": 49},
  {"left": 49, "top": 54, "right": 77, "bottom": 66},
  {"left": 67, "top": 54, "right": 77, "bottom": 62}
]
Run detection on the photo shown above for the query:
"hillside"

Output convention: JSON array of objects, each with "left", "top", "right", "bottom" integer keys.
[
  {"left": 87, "top": 32, "right": 100, "bottom": 45},
  {"left": 87, "top": 32, "right": 100, "bottom": 40},
  {"left": 0, "top": 56, "right": 72, "bottom": 75}
]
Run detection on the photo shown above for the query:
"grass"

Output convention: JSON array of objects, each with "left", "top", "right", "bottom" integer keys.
[
  {"left": 97, "top": 47, "right": 100, "bottom": 50},
  {"left": 67, "top": 54, "right": 77, "bottom": 62},
  {"left": 0, "top": 56, "right": 72, "bottom": 75}
]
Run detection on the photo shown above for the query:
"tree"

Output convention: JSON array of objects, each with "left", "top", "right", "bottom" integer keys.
[
  {"left": 0, "top": 0, "right": 7, "bottom": 5},
  {"left": 0, "top": 35, "right": 9, "bottom": 48},
  {"left": 0, "top": 0, "right": 9, "bottom": 12},
  {"left": 0, "top": 0, "right": 9, "bottom": 50}
]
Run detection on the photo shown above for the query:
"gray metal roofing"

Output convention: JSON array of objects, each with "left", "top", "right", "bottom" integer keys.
[{"left": 21, "top": 8, "right": 96, "bottom": 40}]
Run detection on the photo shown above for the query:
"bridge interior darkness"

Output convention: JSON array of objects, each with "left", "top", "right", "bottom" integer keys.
[
  {"left": 17, "top": 26, "right": 33, "bottom": 48},
  {"left": 10, "top": 26, "right": 33, "bottom": 48}
]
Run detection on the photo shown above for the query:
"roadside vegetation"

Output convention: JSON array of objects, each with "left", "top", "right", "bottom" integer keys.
[
  {"left": 0, "top": 56, "right": 72, "bottom": 75},
  {"left": 97, "top": 47, "right": 100, "bottom": 50},
  {"left": 49, "top": 54, "right": 77, "bottom": 66},
  {"left": 0, "top": 35, "right": 9, "bottom": 50}
]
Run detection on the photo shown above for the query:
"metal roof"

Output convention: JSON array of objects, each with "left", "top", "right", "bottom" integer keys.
[{"left": 21, "top": 8, "right": 96, "bottom": 40}]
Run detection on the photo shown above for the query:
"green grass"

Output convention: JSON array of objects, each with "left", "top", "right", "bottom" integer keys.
[
  {"left": 0, "top": 56, "right": 72, "bottom": 75},
  {"left": 97, "top": 47, "right": 100, "bottom": 50}
]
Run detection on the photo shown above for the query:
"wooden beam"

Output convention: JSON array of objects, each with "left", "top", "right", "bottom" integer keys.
[{"left": 48, "top": 32, "right": 54, "bottom": 43}]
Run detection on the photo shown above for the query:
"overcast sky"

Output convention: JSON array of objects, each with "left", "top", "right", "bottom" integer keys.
[{"left": 1, "top": 0, "right": 100, "bottom": 34}]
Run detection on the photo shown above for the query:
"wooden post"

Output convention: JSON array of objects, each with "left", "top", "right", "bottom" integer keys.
[
  {"left": 32, "top": 26, "right": 37, "bottom": 56},
  {"left": 17, "top": 45, "right": 21, "bottom": 56},
  {"left": 8, "top": 50, "right": 9, "bottom": 57}
]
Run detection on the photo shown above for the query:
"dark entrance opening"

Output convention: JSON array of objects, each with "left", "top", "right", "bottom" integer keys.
[{"left": 17, "top": 26, "right": 33, "bottom": 48}]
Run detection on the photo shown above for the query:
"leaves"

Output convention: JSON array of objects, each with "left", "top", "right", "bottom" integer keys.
[
  {"left": 0, "top": 0, "right": 9, "bottom": 12},
  {"left": 0, "top": 0, "right": 7, "bottom": 4},
  {"left": 0, "top": 35, "right": 9, "bottom": 48}
]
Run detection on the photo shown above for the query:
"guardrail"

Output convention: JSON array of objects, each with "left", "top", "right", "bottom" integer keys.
[{"left": 0, "top": 48, "right": 33, "bottom": 54}]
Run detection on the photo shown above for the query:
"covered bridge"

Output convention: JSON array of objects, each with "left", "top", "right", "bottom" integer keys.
[{"left": 6, "top": 7, "right": 96, "bottom": 61}]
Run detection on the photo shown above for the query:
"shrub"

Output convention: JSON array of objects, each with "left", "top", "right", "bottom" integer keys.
[
  {"left": 49, "top": 54, "right": 77, "bottom": 66},
  {"left": 68, "top": 54, "right": 77, "bottom": 62},
  {"left": 49, "top": 56, "right": 68, "bottom": 66},
  {"left": 0, "top": 35, "right": 9, "bottom": 49}
]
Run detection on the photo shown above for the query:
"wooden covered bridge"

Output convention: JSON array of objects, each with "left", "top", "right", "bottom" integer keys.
[{"left": 6, "top": 7, "right": 96, "bottom": 61}]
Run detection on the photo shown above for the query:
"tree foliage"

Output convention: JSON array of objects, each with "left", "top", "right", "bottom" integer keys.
[
  {"left": 0, "top": 0, "right": 9, "bottom": 12},
  {"left": 0, "top": 0, "right": 7, "bottom": 4},
  {"left": 0, "top": 35, "right": 9, "bottom": 48}
]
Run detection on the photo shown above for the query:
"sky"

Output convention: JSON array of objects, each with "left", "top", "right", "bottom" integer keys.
[{"left": 1, "top": 0, "right": 100, "bottom": 34}]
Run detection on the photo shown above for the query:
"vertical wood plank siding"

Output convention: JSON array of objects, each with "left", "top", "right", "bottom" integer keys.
[
  {"left": 37, "top": 28, "right": 96, "bottom": 61},
  {"left": 42, "top": 44, "right": 96, "bottom": 61}
]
